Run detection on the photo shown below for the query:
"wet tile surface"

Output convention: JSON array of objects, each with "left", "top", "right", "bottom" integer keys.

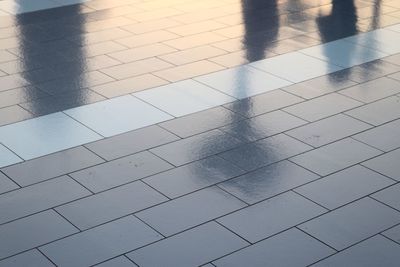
[
  {"left": 219, "top": 134, "right": 312, "bottom": 171},
  {"left": 217, "top": 191, "right": 326, "bottom": 243},
  {"left": 71, "top": 151, "right": 173, "bottom": 193},
  {"left": 300, "top": 197, "right": 400, "bottom": 250},
  {"left": 137, "top": 187, "right": 246, "bottom": 236},
  {"left": 219, "top": 160, "right": 319, "bottom": 204},
  {"left": 290, "top": 138, "right": 382, "bottom": 176},
  {"left": 311, "top": 235, "right": 400, "bottom": 267},
  {"left": 295, "top": 165, "right": 394, "bottom": 209},
  {"left": 127, "top": 222, "right": 248, "bottom": 267},
  {"left": 214, "top": 228, "right": 334, "bottom": 267},
  {"left": 1, "top": 0, "right": 400, "bottom": 265},
  {"left": 40, "top": 216, "right": 162, "bottom": 267}
]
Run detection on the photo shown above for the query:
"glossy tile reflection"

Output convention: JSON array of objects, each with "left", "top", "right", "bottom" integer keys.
[{"left": 1, "top": 0, "right": 400, "bottom": 266}]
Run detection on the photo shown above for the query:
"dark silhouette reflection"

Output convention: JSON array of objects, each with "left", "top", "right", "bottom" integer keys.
[
  {"left": 241, "top": 0, "right": 279, "bottom": 62},
  {"left": 315, "top": 0, "right": 359, "bottom": 80},
  {"left": 16, "top": 4, "right": 92, "bottom": 116}
]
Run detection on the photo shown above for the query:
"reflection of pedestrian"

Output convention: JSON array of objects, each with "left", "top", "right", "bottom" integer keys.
[
  {"left": 316, "top": 0, "right": 358, "bottom": 79},
  {"left": 241, "top": 0, "right": 279, "bottom": 62},
  {"left": 316, "top": 0, "right": 358, "bottom": 42}
]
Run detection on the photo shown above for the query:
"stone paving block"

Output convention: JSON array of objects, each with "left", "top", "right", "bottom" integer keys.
[
  {"left": 144, "top": 156, "right": 245, "bottom": 198},
  {"left": 219, "top": 160, "right": 319, "bottom": 204},
  {"left": 159, "top": 45, "right": 226, "bottom": 65},
  {"left": 91, "top": 74, "right": 168, "bottom": 98},
  {"left": 223, "top": 89, "right": 304, "bottom": 118},
  {"left": 153, "top": 60, "right": 225, "bottom": 82},
  {"left": 136, "top": 187, "right": 246, "bottom": 236},
  {"left": 383, "top": 225, "right": 400, "bottom": 244},
  {"left": 95, "top": 256, "right": 137, "bottom": 267},
  {"left": 0, "top": 210, "right": 77, "bottom": 260},
  {"left": 150, "top": 129, "right": 243, "bottom": 166},
  {"left": 290, "top": 138, "right": 382, "bottom": 176},
  {"left": 0, "top": 175, "right": 91, "bottom": 224},
  {"left": 311, "top": 235, "right": 400, "bottom": 267},
  {"left": 214, "top": 228, "right": 334, "bottom": 267},
  {"left": 164, "top": 32, "right": 226, "bottom": 50},
  {"left": 71, "top": 151, "right": 173, "bottom": 193},
  {"left": 2, "top": 146, "right": 104, "bottom": 186},
  {"left": 353, "top": 119, "right": 400, "bottom": 151},
  {"left": 299, "top": 197, "right": 400, "bottom": 250},
  {"left": 0, "top": 87, "right": 48, "bottom": 109},
  {"left": 346, "top": 59, "right": 400, "bottom": 83},
  {"left": 127, "top": 222, "right": 248, "bottom": 267},
  {"left": 286, "top": 114, "right": 372, "bottom": 147},
  {"left": 159, "top": 107, "right": 245, "bottom": 138},
  {"left": 122, "top": 18, "right": 181, "bottom": 34},
  {"left": 372, "top": 183, "right": 400, "bottom": 211},
  {"left": 346, "top": 95, "right": 400, "bottom": 125},
  {"left": 0, "top": 172, "right": 18, "bottom": 194},
  {"left": 101, "top": 57, "right": 173, "bottom": 80},
  {"left": 220, "top": 134, "right": 312, "bottom": 171},
  {"left": 209, "top": 50, "right": 249, "bottom": 68},
  {"left": 339, "top": 77, "right": 400, "bottom": 103},
  {"left": 362, "top": 148, "right": 400, "bottom": 181},
  {"left": 108, "top": 43, "right": 177, "bottom": 63},
  {"left": 84, "top": 41, "right": 127, "bottom": 58},
  {"left": 40, "top": 216, "right": 162, "bottom": 267},
  {"left": 71, "top": 28, "right": 132, "bottom": 45},
  {"left": 0, "top": 105, "right": 33, "bottom": 127},
  {"left": 115, "top": 30, "right": 179, "bottom": 48},
  {"left": 220, "top": 110, "right": 307, "bottom": 142},
  {"left": 282, "top": 71, "right": 358, "bottom": 99},
  {"left": 217, "top": 191, "right": 326, "bottom": 243},
  {"left": 284, "top": 93, "right": 362, "bottom": 122},
  {"left": 56, "top": 181, "right": 167, "bottom": 230},
  {"left": 295, "top": 165, "right": 394, "bottom": 209},
  {"left": 85, "top": 125, "right": 179, "bottom": 161},
  {"left": 0, "top": 249, "right": 54, "bottom": 267}
]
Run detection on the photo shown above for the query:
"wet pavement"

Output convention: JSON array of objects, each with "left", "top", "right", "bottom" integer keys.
[{"left": 1, "top": 0, "right": 400, "bottom": 266}]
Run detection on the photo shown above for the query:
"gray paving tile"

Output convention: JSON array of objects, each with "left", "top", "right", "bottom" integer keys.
[
  {"left": 159, "top": 107, "right": 245, "bottom": 138},
  {"left": 0, "top": 249, "right": 54, "bottom": 267},
  {"left": 299, "top": 198, "right": 400, "bottom": 250},
  {"left": 95, "top": 256, "right": 137, "bottom": 267},
  {"left": 127, "top": 222, "right": 248, "bottom": 267},
  {"left": 219, "top": 134, "right": 312, "bottom": 171},
  {"left": 85, "top": 125, "right": 179, "bottom": 161},
  {"left": 0, "top": 172, "right": 18, "bottom": 194},
  {"left": 137, "top": 187, "right": 246, "bottom": 236},
  {"left": 219, "top": 160, "right": 319, "bottom": 204},
  {"left": 362, "top": 149, "right": 400, "bottom": 181},
  {"left": 71, "top": 151, "right": 173, "bottom": 193},
  {"left": 311, "top": 235, "right": 400, "bottom": 267},
  {"left": 295, "top": 165, "right": 394, "bottom": 210},
  {"left": 383, "top": 225, "right": 400, "bottom": 244},
  {"left": 144, "top": 156, "right": 245, "bottom": 199},
  {"left": 2, "top": 146, "right": 104, "bottom": 186},
  {"left": 346, "top": 95, "right": 400, "bottom": 125},
  {"left": 282, "top": 72, "right": 358, "bottom": 99},
  {"left": 56, "top": 181, "right": 167, "bottom": 230},
  {"left": 286, "top": 114, "right": 371, "bottom": 147},
  {"left": 353, "top": 119, "right": 400, "bottom": 151},
  {"left": 0, "top": 75, "right": 28, "bottom": 92},
  {"left": 0, "top": 176, "right": 91, "bottom": 224},
  {"left": 214, "top": 228, "right": 334, "bottom": 267},
  {"left": 0, "top": 105, "right": 33, "bottom": 127},
  {"left": 339, "top": 77, "right": 400, "bottom": 103},
  {"left": 372, "top": 183, "right": 400, "bottom": 211},
  {"left": 346, "top": 59, "right": 400, "bottom": 83},
  {"left": 40, "top": 216, "right": 162, "bottom": 267},
  {"left": 0, "top": 210, "right": 77, "bottom": 260},
  {"left": 223, "top": 90, "right": 304, "bottom": 118},
  {"left": 290, "top": 138, "right": 382, "bottom": 176},
  {"left": 150, "top": 130, "right": 243, "bottom": 166},
  {"left": 220, "top": 110, "right": 307, "bottom": 142},
  {"left": 217, "top": 191, "right": 326, "bottom": 243},
  {"left": 284, "top": 93, "right": 362, "bottom": 122},
  {"left": 0, "top": 87, "right": 49, "bottom": 109}
]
